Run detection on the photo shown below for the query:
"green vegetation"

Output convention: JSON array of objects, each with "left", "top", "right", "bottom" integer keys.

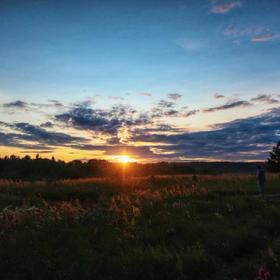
[{"left": 0, "top": 174, "right": 279, "bottom": 279}]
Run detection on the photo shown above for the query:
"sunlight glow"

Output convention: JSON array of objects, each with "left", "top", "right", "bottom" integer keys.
[{"left": 117, "top": 155, "right": 135, "bottom": 164}]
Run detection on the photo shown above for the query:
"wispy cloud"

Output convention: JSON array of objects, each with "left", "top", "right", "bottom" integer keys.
[
  {"left": 204, "top": 100, "right": 252, "bottom": 112},
  {"left": 3, "top": 100, "right": 28, "bottom": 109},
  {"left": 181, "top": 109, "right": 199, "bottom": 117},
  {"left": 252, "top": 33, "right": 280, "bottom": 42},
  {"left": 139, "top": 93, "right": 153, "bottom": 97},
  {"left": 210, "top": 1, "right": 242, "bottom": 14},
  {"left": 223, "top": 25, "right": 237, "bottom": 36},
  {"left": 176, "top": 39, "right": 202, "bottom": 51},
  {"left": 167, "top": 93, "right": 182, "bottom": 101},
  {"left": 251, "top": 94, "right": 279, "bottom": 104},
  {"left": 223, "top": 25, "right": 279, "bottom": 44},
  {"left": 2, "top": 99, "right": 67, "bottom": 112},
  {"left": 214, "top": 94, "right": 225, "bottom": 99},
  {"left": 108, "top": 96, "right": 124, "bottom": 100}
]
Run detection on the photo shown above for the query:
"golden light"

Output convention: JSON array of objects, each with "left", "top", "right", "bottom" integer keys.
[
  {"left": 115, "top": 155, "right": 136, "bottom": 164},
  {"left": 118, "top": 155, "right": 131, "bottom": 163}
]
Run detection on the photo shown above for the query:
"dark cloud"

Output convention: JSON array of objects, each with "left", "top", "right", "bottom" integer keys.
[
  {"left": 151, "top": 100, "right": 198, "bottom": 119},
  {"left": 40, "top": 121, "right": 54, "bottom": 128},
  {"left": 181, "top": 109, "right": 199, "bottom": 117},
  {"left": 55, "top": 104, "right": 150, "bottom": 134},
  {"left": 251, "top": 94, "right": 279, "bottom": 104},
  {"left": 204, "top": 100, "right": 251, "bottom": 112},
  {"left": 2, "top": 100, "right": 67, "bottom": 112},
  {"left": 3, "top": 100, "right": 28, "bottom": 109},
  {"left": 0, "top": 121, "right": 87, "bottom": 150},
  {"left": 106, "top": 136, "right": 121, "bottom": 145},
  {"left": 167, "top": 93, "right": 182, "bottom": 100},
  {"left": 151, "top": 99, "right": 176, "bottom": 118},
  {"left": 128, "top": 108, "right": 280, "bottom": 160},
  {"left": 158, "top": 100, "right": 175, "bottom": 108},
  {"left": 14, "top": 123, "right": 86, "bottom": 145},
  {"left": 214, "top": 94, "right": 225, "bottom": 99},
  {"left": 19, "top": 150, "right": 54, "bottom": 154},
  {"left": 0, "top": 131, "right": 49, "bottom": 150},
  {"left": 48, "top": 100, "right": 64, "bottom": 107},
  {"left": 0, "top": 106, "right": 279, "bottom": 161}
]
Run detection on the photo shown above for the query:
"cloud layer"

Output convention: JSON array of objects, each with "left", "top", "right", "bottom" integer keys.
[{"left": 0, "top": 93, "right": 279, "bottom": 161}]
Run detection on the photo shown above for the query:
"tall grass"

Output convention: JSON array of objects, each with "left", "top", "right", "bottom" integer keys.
[{"left": 0, "top": 174, "right": 279, "bottom": 279}]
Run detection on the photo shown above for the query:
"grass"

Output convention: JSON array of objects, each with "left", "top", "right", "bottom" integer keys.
[{"left": 0, "top": 174, "right": 279, "bottom": 279}]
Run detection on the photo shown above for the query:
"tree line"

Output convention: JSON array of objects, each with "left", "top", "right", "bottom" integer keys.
[
  {"left": 0, "top": 155, "right": 197, "bottom": 180},
  {"left": 0, "top": 141, "right": 279, "bottom": 180}
]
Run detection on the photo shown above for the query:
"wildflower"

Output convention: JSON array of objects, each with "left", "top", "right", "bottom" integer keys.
[
  {"left": 132, "top": 206, "right": 141, "bottom": 217},
  {"left": 255, "top": 266, "right": 271, "bottom": 280}
]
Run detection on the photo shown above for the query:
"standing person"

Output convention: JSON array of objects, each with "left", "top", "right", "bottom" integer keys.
[{"left": 256, "top": 166, "right": 266, "bottom": 198}]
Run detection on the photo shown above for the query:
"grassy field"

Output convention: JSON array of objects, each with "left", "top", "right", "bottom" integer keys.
[{"left": 0, "top": 174, "right": 279, "bottom": 279}]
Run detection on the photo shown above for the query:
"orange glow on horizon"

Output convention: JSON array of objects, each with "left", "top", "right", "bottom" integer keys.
[{"left": 115, "top": 155, "right": 136, "bottom": 164}]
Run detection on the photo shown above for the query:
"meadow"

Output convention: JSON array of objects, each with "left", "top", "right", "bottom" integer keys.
[{"left": 0, "top": 174, "right": 279, "bottom": 279}]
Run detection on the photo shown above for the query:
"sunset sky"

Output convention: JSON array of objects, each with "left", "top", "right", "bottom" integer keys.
[{"left": 0, "top": 0, "right": 280, "bottom": 162}]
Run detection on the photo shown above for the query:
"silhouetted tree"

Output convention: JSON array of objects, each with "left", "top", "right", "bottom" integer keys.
[{"left": 267, "top": 141, "right": 280, "bottom": 172}]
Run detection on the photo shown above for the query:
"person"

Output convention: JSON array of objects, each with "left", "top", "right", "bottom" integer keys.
[{"left": 256, "top": 166, "right": 265, "bottom": 198}]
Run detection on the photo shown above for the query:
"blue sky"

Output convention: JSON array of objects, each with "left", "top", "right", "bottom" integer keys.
[{"left": 0, "top": 0, "right": 280, "bottom": 161}]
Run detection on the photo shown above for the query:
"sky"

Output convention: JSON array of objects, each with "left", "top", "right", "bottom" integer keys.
[{"left": 0, "top": 0, "right": 280, "bottom": 162}]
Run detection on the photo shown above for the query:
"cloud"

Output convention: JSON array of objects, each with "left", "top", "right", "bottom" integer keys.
[
  {"left": 203, "top": 100, "right": 252, "bottom": 112},
  {"left": 150, "top": 99, "right": 198, "bottom": 119},
  {"left": 223, "top": 25, "right": 278, "bottom": 44},
  {"left": 0, "top": 121, "right": 89, "bottom": 151},
  {"left": 40, "top": 121, "right": 54, "bottom": 128},
  {"left": 181, "top": 109, "right": 199, "bottom": 117},
  {"left": 139, "top": 93, "right": 153, "bottom": 97},
  {"left": 13, "top": 123, "right": 86, "bottom": 145},
  {"left": 19, "top": 150, "right": 54, "bottom": 154},
  {"left": 108, "top": 96, "right": 124, "bottom": 100},
  {"left": 48, "top": 100, "right": 64, "bottom": 107},
  {"left": 210, "top": 1, "right": 242, "bottom": 14},
  {"left": 252, "top": 33, "right": 280, "bottom": 42},
  {"left": 1, "top": 100, "right": 280, "bottom": 161},
  {"left": 3, "top": 100, "right": 28, "bottom": 109},
  {"left": 223, "top": 25, "right": 237, "bottom": 36},
  {"left": 158, "top": 100, "right": 175, "bottom": 108},
  {"left": 129, "top": 107, "right": 280, "bottom": 160},
  {"left": 251, "top": 94, "right": 279, "bottom": 104},
  {"left": 167, "top": 93, "right": 182, "bottom": 101},
  {"left": 1, "top": 100, "right": 67, "bottom": 113},
  {"left": 176, "top": 39, "right": 202, "bottom": 51},
  {"left": 55, "top": 104, "right": 150, "bottom": 134},
  {"left": 214, "top": 94, "right": 225, "bottom": 99},
  {"left": 0, "top": 131, "right": 50, "bottom": 150},
  {"left": 151, "top": 99, "right": 178, "bottom": 118}
]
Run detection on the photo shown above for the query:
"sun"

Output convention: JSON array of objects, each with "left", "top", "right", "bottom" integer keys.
[{"left": 117, "top": 155, "right": 134, "bottom": 164}]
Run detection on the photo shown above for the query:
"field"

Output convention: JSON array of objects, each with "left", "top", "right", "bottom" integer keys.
[{"left": 0, "top": 174, "right": 280, "bottom": 279}]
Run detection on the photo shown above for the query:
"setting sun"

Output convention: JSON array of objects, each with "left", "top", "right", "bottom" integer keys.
[{"left": 117, "top": 155, "right": 134, "bottom": 163}]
